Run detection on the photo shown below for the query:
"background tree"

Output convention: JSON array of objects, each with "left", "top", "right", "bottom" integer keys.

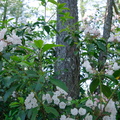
[
  {"left": 55, "top": 0, "right": 80, "bottom": 98},
  {"left": 98, "top": 0, "right": 114, "bottom": 71},
  {"left": 0, "top": 0, "right": 24, "bottom": 27}
]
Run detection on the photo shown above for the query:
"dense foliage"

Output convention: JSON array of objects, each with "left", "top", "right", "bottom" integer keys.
[{"left": 0, "top": 0, "right": 120, "bottom": 120}]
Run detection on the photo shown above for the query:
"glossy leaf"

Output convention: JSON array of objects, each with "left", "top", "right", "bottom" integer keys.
[
  {"left": 44, "top": 105, "right": 59, "bottom": 117},
  {"left": 102, "top": 85, "right": 112, "bottom": 98},
  {"left": 4, "top": 86, "right": 18, "bottom": 102},
  {"left": 34, "top": 40, "right": 44, "bottom": 49},
  {"left": 42, "top": 44, "right": 64, "bottom": 52},
  {"left": 44, "top": 26, "right": 50, "bottom": 34},
  {"left": 31, "top": 107, "right": 38, "bottom": 120},
  {"left": 105, "top": 74, "right": 118, "bottom": 84},
  {"left": 96, "top": 41, "right": 106, "bottom": 51},
  {"left": 50, "top": 78, "right": 68, "bottom": 92},
  {"left": 90, "top": 78, "right": 99, "bottom": 93},
  {"left": 48, "top": 0, "right": 58, "bottom": 5}
]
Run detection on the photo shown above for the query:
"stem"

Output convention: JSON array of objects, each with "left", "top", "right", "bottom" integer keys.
[
  {"left": 103, "top": 83, "right": 120, "bottom": 111},
  {"left": 99, "top": 75, "right": 102, "bottom": 111},
  {"left": 44, "top": 2, "right": 47, "bottom": 22},
  {"left": 47, "top": 13, "right": 55, "bottom": 22},
  {"left": 95, "top": 83, "right": 120, "bottom": 120}
]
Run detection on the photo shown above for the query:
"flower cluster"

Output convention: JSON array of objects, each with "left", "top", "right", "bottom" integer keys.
[
  {"left": 105, "top": 62, "right": 120, "bottom": 75},
  {"left": 108, "top": 33, "right": 120, "bottom": 42},
  {"left": 42, "top": 86, "right": 72, "bottom": 110},
  {"left": 24, "top": 92, "right": 38, "bottom": 110},
  {"left": 85, "top": 98, "right": 117, "bottom": 120},
  {"left": 71, "top": 107, "right": 86, "bottom": 116},
  {"left": 82, "top": 60, "right": 94, "bottom": 73},
  {"left": 60, "top": 115, "right": 74, "bottom": 120},
  {"left": 0, "top": 28, "right": 21, "bottom": 52},
  {"left": 84, "top": 26, "right": 100, "bottom": 38},
  {"left": 103, "top": 99, "right": 117, "bottom": 120}
]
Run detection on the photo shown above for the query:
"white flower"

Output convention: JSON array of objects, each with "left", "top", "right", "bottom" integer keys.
[
  {"left": 108, "top": 33, "right": 120, "bottom": 42},
  {"left": 25, "top": 92, "right": 38, "bottom": 110},
  {"left": 60, "top": 115, "right": 67, "bottom": 120},
  {"left": 54, "top": 91, "right": 61, "bottom": 96},
  {"left": 85, "top": 99, "right": 93, "bottom": 108},
  {"left": 42, "top": 94, "right": 46, "bottom": 101},
  {"left": 116, "top": 36, "right": 120, "bottom": 42},
  {"left": 71, "top": 108, "right": 78, "bottom": 116},
  {"left": 105, "top": 69, "right": 114, "bottom": 75},
  {"left": 105, "top": 99, "right": 117, "bottom": 116},
  {"left": 53, "top": 97, "right": 60, "bottom": 105},
  {"left": 12, "top": 91, "right": 16, "bottom": 97},
  {"left": 108, "top": 34, "right": 115, "bottom": 42},
  {"left": 79, "top": 108, "right": 86, "bottom": 115},
  {"left": 67, "top": 96, "right": 72, "bottom": 105},
  {"left": 6, "top": 31, "right": 21, "bottom": 45},
  {"left": 98, "top": 104, "right": 104, "bottom": 111},
  {"left": 82, "top": 60, "right": 93, "bottom": 73},
  {"left": 0, "top": 41, "right": 7, "bottom": 51},
  {"left": 46, "top": 94, "right": 52, "bottom": 104},
  {"left": 93, "top": 101, "right": 97, "bottom": 107},
  {"left": 56, "top": 86, "right": 68, "bottom": 96},
  {"left": 103, "top": 116, "right": 111, "bottom": 120},
  {"left": 84, "top": 26, "right": 100, "bottom": 37},
  {"left": 0, "top": 28, "right": 7, "bottom": 40},
  {"left": 59, "top": 102, "right": 66, "bottom": 109},
  {"left": 85, "top": 113, "right": 92, "bottom": 120},
  {"left": 113, "top": 62, "right": 120, "bottom": 71},
  {"left": 67, "top": 96, "right": 72, "bottom": 101},
  {"left": 110, "top": 115, "right": 116, "bottom": 120}
]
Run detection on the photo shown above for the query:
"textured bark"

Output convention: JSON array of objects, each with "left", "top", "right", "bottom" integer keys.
[
  {"left": 2, "top": 0, "right": 8, "bottom": 27},
  {"left": 98, "top": 0, "right": 114, "bottom": 71},
  {"left": 55, "top": 0, "right": 80, "bottom": 98}
]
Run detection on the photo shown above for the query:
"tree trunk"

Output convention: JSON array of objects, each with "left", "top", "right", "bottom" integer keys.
[
  {"left": 2, "top": 0, "right": 8, "bottom": 27},
  {"left": 55, "top": 0, "right": 80, "bottom": 98},
  {"left": 98, "top": 0, "right": 114, "bottom": 71}
]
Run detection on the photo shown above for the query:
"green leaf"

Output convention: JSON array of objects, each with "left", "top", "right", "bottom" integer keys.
[
  {"left": 31, "top": 107, "right": 38, "bottom": 120},
  {"left": 102, "top": 85, "right": 112, "bottom": 98},
  {"left": 105, "top": 74, "right": 118, "bottom": 84},
  {"left": 34, "top": 40, "right": 44, "bottom": 49},
  {"left": 4, "top": 76, "right": 15, "bottom": 88},
  {"left": 9, "top": 102, "right": 20, "bottom": 108},
  {"left": 26, "top": 70, "right": 38, "bottom": 77},
  {"left": 4, "top": 86, "right": 18, "bottom": 102},
  {"left": 18, "top": 110, "right": 26, "bottom": 120},
  {"left": 18, "top": 97, "right": 24, "bottom": 104},
  {"left": 90, "top": 79, "right": 99, "bottom": 93},
  {"left": 42, "top": 44, "right": 64, "bottom": 52},
  {"left": 48, "top": 0, "right": 58, "bottom": 5},
  {"left": 57, "top": 3, "right": 66, "bottom": 9},
  {"left": 44, "top": 25, "right": 50, "bottom": 34},
  {"left": 19, "top": 46, "right": 34, "bottom": 52},
  {"left": 96, "top": 41, "right": 106, "bottom": 51},
  {"left": 17, "top": 117, "right": 21, "bottom": 120},
  {"left": 44, "top": 105, "right": 59, "bottom": 117},
  {"left": 14, "top": 50, "right": 26, "bottom": 55},
  {"left": 87, "top": 44, "right": 95, "bottom": 52},
  {"left": 3, "top": 53, "right": 12, "bottom": 60},
  {"left": 50, "top": 25, "right": 59, "bottom": 35},
  {"left": 113, "top": 69, "right": 120, "bottom": 78},
  {"left": 0, "top": 61, "right": 3, "bottom": 71},
  {"left": 50, "top": 78, "right": 68, "bottom": 92},
  {"left": 10, "top": 56, "right": 21, "bottom": 62}
]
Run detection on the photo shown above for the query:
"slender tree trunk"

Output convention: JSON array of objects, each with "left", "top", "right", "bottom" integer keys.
[
  {"left": 80, "top": 0, "right": 85, "bottom": 19},
  {"left": 2, "top": 0, "right": 8, "bottom": 27},
  {"left": 98, "top": 0, "right": 114, "bottom": 71},
  {"left": 55, "top": 0, "right": 80, "bottom": 98}
]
